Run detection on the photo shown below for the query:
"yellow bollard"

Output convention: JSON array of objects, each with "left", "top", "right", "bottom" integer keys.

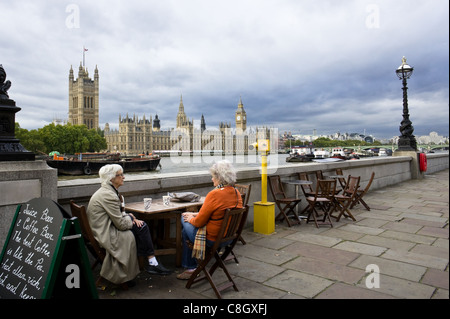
[{"left": 252, "top": 141, "right": 275, "bottom": 235}]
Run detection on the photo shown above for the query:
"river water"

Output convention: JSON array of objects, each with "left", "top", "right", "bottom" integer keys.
[
  {"left": 140, "top": 153, "right": 291, "bottom": 175},
  {"left": 58, "top": 153, "right": 292, "bottom": 180}
]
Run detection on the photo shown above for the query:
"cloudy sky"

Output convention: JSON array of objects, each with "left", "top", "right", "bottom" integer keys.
[{"left": 1, "top": 0, "right": 448, "bottom": 139}]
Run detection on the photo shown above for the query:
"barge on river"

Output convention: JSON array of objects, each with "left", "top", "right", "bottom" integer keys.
[{"left": 46, "top": 153, "right": 161, "bottom": 175}]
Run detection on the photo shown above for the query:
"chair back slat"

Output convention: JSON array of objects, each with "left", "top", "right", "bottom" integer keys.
[
  {"left": 298, "top": 172, "right": 314, "bottom": 194},
  {"left": 318, "top": 179, "right": 337, "bottom": 199},
  {"left": 268, "top": 175, "right": 286, "bottom": 200},
  {"left": 344, "top": 176, "right": 360, "bottom": 196},
  {"left": 70, "top": 200, "right": 106, "bottom": 263},
  {"left": 235, "top": 184, "right": 252, "bottom": 207}
]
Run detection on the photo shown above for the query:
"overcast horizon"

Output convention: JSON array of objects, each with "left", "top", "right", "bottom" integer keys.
[{"left": 1, "top": 0, "right": 448, "bottom": 140}]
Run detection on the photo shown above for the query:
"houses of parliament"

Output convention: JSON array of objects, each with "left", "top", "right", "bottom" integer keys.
[{"left": 68, "top": 64, "right": 251, "bottom": 155}]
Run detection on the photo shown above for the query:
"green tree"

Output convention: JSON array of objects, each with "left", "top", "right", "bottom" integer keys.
[{"left": 15, "top": 122, "right": 107, "bottom": 154}]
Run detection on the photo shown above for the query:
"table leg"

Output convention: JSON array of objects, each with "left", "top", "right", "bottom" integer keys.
[{"left": 175, "top": 214, "right": 182, "bottom": 267}]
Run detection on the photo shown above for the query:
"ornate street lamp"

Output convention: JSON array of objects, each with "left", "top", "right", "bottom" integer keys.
[{"left": 395, "top": 56, "right": 417, "bottom": 151}]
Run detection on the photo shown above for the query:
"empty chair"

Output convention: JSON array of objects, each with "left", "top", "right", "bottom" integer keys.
[
  {"left": 332, "top": 175, "right": 360, "bottom": 222},
  {"left": 351, "top": 172, "right": 375, "bottom": 211},
  {"left": 335, "top": 168, "right": 347, "bottom": 192},
  {"left": 186, "top": 206, "right": 249, "bottom": 299},
  {"left": 305, "top": 179, "right": 336, "bottom": 228},
  {"left": 298, "top": 172, "right": 315, "bottom": 197},
  {"left": 268, "top": 175, "right": 302, "bottom": 227}
]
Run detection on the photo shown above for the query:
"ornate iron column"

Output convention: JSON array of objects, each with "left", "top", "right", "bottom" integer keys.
[
  {"left": 395, "top": 57, "right": 417, "bottom": 151},
  {"left": 0, "top": 64, "right": 35, "bottom": 161}
]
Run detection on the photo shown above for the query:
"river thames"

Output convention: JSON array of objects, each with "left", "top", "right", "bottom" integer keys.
[{"left": 57, "top": 153, "right": 292, "bottom": 180}]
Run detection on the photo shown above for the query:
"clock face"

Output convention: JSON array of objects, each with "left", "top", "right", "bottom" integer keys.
[
  {"left": 237, "top": 115, "right": 241, "bottom": 120},
  {"left": 243, "top": 116, "right": 246, "bottom": 121}
]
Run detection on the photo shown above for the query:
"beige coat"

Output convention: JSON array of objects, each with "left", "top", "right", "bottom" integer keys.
[{"left": 87, "top": 182, "right": 140, "bottom": 284}]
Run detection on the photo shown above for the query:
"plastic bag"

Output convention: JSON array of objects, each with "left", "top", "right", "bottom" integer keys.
[{"left": 168, "top": 192, "right": 201, "bottom": 202}]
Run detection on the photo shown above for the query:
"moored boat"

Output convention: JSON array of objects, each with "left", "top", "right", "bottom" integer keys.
[{"left": 46, "top": 153, "right": 161, "bottom": 175}]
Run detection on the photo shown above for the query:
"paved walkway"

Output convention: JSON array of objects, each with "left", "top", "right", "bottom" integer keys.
[{"left": 97, "top": 169, "right": 448, "bottom": 299}]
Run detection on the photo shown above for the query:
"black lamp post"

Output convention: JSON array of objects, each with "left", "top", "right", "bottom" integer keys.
[{"left": 395, "top": 56, "right": 417, "bottom": 151}]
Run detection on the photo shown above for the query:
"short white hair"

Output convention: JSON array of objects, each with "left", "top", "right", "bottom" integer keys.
[
  {"left": 99, "top": 164, "right": 123, "bottom": 185},
  {"left": 209, "top": 160, "right": 236, "bottom": 186}
]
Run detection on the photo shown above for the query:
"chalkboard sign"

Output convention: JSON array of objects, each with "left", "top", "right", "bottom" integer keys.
[{"left": 0, "top": 198, "right": 97, "bottom": 299}]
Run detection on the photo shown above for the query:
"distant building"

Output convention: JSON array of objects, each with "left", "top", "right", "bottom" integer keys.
[
  {"left": 68, "top": 63, "right": 99, "bottom": 129},
  {"left": 104, "top": 96, "right": 252, "bottom": 155}
]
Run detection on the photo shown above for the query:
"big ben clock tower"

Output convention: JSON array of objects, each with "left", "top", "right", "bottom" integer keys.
[{"left": 235, "top": 96, "right": 247, "bottom": 131}]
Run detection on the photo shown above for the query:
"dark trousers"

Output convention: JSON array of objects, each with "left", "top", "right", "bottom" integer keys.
[{"left": 130, "top": 222, "right": 155, "bottom": 257}]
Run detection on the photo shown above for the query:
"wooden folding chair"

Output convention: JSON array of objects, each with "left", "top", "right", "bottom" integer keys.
[
  {"left": 315, "top": 170, "right": 325, "bottom": 181},
  {"left": 224, "top": 184, "right": 251, "bottom": 263},
  {"left": 186, "top": 206, "right": 249, "bottom": 299},
  {"left": 70, "top": 200, "right": 106, "bottom": 270},
  {"left": 234, "top": 184, "right": 251, "bottom": 245},
  {"left": 70, "top": 200, "right": 143, "bottom": 290},
  {"left": 332, "top": 175, "right": 360, "bottom": 222},
  {"left": 298, "top": 172, "right": 315, "bottom": 197},
  {"left": 335, "top": 168, "right": 347, "bottom": 192},
  {"left": 351, "top": 172, "right": 375, "bottom": 211},
  {"left": 305, "top": 179, "right": 335, "bottom": 228},
  {"left": 268, "top": 175, "right": 302, "bottom": 227}
]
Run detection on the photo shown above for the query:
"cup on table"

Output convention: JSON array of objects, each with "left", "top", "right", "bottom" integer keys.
[
  {"left": 144, "top": 198, "right": 152, "bottom": 211},
  {"left": 163, "top": 195, "right": 170, "bottom": 206}
]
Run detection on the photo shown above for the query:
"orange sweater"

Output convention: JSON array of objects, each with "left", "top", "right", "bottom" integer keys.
[{"left": 190, "top": 186, "right": 243, "bottom": 241}]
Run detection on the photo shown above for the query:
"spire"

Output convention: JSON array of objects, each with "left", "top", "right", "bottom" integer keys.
[{"left": 179, "top": 94, "right": 184, "bottom": 111}]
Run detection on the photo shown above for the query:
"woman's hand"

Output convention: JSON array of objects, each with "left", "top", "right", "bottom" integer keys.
[
  {"left": 129, "top": 213, "right": 144, "bottom": 227},
  {"left": 182, "top": 212, "right": 198, "bottom": 223},
  {"left": 133, "top": 218, "right": 145, "bottom": 227}
]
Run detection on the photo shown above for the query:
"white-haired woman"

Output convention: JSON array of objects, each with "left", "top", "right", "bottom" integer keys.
[
  {"left": 177, "top": 160, "right": 243, "bottom": 280},
  {"left": 87, "top": 164, "right": 170, "bottom": 286}
]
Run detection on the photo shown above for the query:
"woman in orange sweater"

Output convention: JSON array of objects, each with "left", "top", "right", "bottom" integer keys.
[{"left": 177, "top": 160, "right": 242, "bottom": 279}]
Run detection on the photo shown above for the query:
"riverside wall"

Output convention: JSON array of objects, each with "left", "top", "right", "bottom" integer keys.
[
  {"left": 1, "top": 153, "right": 448, "bottom": 248},
  {"left": 56, "top": 153, "right": 449, "bottom": 225}
]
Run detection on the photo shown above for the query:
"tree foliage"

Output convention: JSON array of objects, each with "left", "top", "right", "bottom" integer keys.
[{"left": 15, "top": 123, "right": 107, "bottom": 155}]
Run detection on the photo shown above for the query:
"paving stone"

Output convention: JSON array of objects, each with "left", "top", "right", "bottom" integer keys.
[
  {"left": 417, "top": 226, "right": 449, "bottom": 238},
  {"left": 381, "top": 221, "right": 423, "bottom": 233},
  {"left": 338, "top": 224, "right": 385, "bottom": 235},
  {"left": 264, "top": 269, "right": 333, "bottom": 298},
  {"left": 251, "top": 236, "right": 295, "bottom": 250},
  {"left": 359, "top": 274, "right": 436, "bottom": 299},
  {"left": 410, "top": 244, "right": 449, "bottom": 259},
  {"left": 284, "top": 256, "right": 365, "bottom": 284},
  {"left": 421, "top": 268, "right": 449, "bottom": 290},
  {"left": 226, "top": 256, "right": 285, "bottom": 283},
  {"left": 401, "top": 218, "right": 447, "bottom": 228},
  {"left": 234, "top": 243, "right": 297, "bottom": 265},
  {"left": 382, "top": 249, "right": 449, "bottom": 270},
  {"left": 398, "top": 212, "right": 448, "bottom": 224},
  {"left": 357, "top": 234, "right": 416, "bottom": 251},
  {"left": 333, "top": 241, "right": 387, "bottom": 256},
  {"left": 320, "top": 228, "right": 365, "bottom": 241},
  {"left": 356, "top": 218, "right": 390, "bottom": 228},
  {"left": 380, "top": 230, "right": 436, "bottom": 245},
  {"left": 315, "top": 282, "right": 396, "bottom": 299},
  {"left": 432, "top": 289, "right": 449, "bottom": 299},
  {"left": 284, "top": 232, "right": 342, "bottom": 247},
  {"left": 283, "top": 241, "right": 360, "bottom": 265}
]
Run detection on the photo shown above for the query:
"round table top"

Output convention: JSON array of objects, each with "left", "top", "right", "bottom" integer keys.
[{"left": 283, "top": 179, "right": 313, "bottom": 185}]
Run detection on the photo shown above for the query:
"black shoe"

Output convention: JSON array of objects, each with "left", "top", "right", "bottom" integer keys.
[{"left": 146, "top": 263, "right": 172, "bottom": 275}]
